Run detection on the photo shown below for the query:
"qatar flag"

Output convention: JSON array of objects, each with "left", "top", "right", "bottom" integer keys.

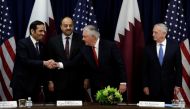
[
  {"left": 114, "top": 0, "right": 144, "bottom": 102},
  {"left": 25, "top": 0, "right": 56, "bottom": 42}
]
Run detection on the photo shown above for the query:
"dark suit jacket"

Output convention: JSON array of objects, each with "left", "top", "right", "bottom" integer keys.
[
  {"left": 10, "top": 37, "right": 46, "bottom": 101},
  {"left": 46, "top": 33, "right": 84, "bottom": 100},
  {"left": 82, "top": 39, "right": 127, "bottom": 96},
  {"left": 142, "top": 39, "right": 182, "bottom": 102}
]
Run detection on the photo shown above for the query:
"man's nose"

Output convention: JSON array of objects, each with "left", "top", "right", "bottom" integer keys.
[
  {"left": 67, "top": 26, "right": 71, "bottom": 29},
  {"left": 42, "top": 32, "right": 45, "bottom": 35}
]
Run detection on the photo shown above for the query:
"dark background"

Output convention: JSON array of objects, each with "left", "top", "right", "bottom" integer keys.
[
  {"left": 7, "top": 0, "right": 190, "bottom": 102},
  {"left": 8, "top": 0, "right": 190, "bottom": 44}
]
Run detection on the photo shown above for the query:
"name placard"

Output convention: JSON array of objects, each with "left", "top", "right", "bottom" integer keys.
[
  {"left": 137, "top": 101, "right": 165, "bottom": 107},
  {"left": 56, "top": 100, "right": 82, "bottom": 106},
  {"left": 0, "top": 101, "right": 17, "bottom": 108}
]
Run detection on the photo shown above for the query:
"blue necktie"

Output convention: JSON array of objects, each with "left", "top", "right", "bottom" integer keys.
[{"left": 159, "top": 44, "right": 163, "bottom": 65}]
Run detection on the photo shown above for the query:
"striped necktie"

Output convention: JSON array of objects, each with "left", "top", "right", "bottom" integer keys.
[
  {"left": 65, "top": 37, "right": 70, "bottom": 59},
  {"left": 35, "top": 42, "right": 40, "bottom": 55}
]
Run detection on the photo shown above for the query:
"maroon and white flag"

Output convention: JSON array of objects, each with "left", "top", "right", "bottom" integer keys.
[
  {"left": 25, "top": 0, "right": 56, "bottom": 42},
  {"left": 114, "top": 0, "right": 144, "bottom": 102}
]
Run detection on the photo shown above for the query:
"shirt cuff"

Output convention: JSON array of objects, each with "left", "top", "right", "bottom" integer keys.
[
  {"left": 58, "top": 62, "right": 64, "bottom": 69},
  {"left": 120, "top": 82, "right": 127, "bottom": 85}
]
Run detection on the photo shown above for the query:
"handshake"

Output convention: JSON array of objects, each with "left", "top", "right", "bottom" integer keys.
[{"left": 43, "top": 59, "right": 59, "bottom": 69}]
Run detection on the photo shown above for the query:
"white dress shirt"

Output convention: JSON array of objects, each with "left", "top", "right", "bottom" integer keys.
[
  {"left": 58, "top": 33, "right": 73, "bottom": 69},
  {"left": 30, "top": 35, "right": 39, "bottom": 49},
  {"left": 156, "top": 39, "right": 166, "bottom": 57},
  {"left": 94, "top": 38, "right": 126, "bottom": 85},
  {"left": 62, "top": 33, "right": 73, "bottom": 51},
  {"left": 93, "top": 38, "right": 100, "bottom": 58}
]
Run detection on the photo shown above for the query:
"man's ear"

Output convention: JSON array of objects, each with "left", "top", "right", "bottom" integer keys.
[
  {"left": 31, "top": 29, "right": 34, "bottom": 35},
  {"left": 60, "top": 24, "right": 62, "bottom": 29}
]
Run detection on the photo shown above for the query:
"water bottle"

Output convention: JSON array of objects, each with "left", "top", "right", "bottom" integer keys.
[
  {"left": 179, "top": 99, "right": 185, "bottom": 108},
  {"left": 38, "top": 85, "right": 45, "bottom": 104},
  {"left": 26, "top": 97, "right": 33, "bottom": 107}
]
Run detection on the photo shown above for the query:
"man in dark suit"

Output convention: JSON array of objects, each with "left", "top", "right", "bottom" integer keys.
[
  {"left": 10, "top": 20, "right": 57, "bottom": 102},
  {"left": 46, "top": 17, "right": 84, "bottom": 101},
  {"left": 82, "top": 25, "right": 127, "bottom": 101},
  {"left": 142, "top": 23, "right": 182, "bottom": 103}
]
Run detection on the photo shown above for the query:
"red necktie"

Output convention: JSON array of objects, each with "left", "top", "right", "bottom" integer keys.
[{"left": 92, "top": 47, "right": 99, "bottom": 66}]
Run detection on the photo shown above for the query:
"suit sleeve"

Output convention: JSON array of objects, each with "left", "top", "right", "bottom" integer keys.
[
  {"left": 111, "top": 42, "right": 127, "bottom": 83},
  {"left": 142, "top": 47, "right": 149, "bottom": 88},
  {"left": 174, "top": 43, "right": 182, "bottom": 87},
  {"left": 16, "top": 40, "right": 44, "bottom": 69}
]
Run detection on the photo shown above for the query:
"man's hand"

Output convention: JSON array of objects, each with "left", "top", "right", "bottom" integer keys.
[
  {"left": 174, "top": 86, "right": 180, "bottom": 95},
  {"left": 84, "top": 79, "right": 90, "bottom": 89},
  {"left": 48, "top": 81, "right": 54, "bottom": 92},
  {"left": 43, "top": 59, "right": 58, "bottom": 69},
  {"left": 119, "top": 84, "right": 127, "bottom": 93},
  {"left": 143, "top": 87, "right": 149, "bottom": 95}
]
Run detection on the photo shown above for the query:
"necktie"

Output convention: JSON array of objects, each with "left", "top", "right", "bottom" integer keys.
[
  {"left": 159, "top": 44, "right": 163, "bottom": 65},
  {"left": 35, "top": 42, "right": 40, "bottom": 55},
  {"left": 65, "top": 37, "right": 70, "bottom": 59},
  {"left": 92, "top": 47, "right": 99, "bottom": 66}
]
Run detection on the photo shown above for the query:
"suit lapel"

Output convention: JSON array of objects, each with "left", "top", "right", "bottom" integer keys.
[
  {"left": 57, "top": 35, "right": 67, "bottom": 58},
  {"left": 153, "top": 41, "right": 169, "bottom": 67},
  {"left": 162, "top": 40, "right": 169, "bottom": 65},
  {"left": 152, "top": 43, "right": 161, "bottom": 66},
  {"left": 70, "top": 34, "right": 78, "bottom": 58},
  {"left": 27, "top": 37, "right": 39, "bottom": 57},
  {"left": 98, "top": 40, "right": 104, "bottom": 66},
  {"left": 84, "top": 46, "right": 97, "bottom": 68},
  {"left": 38, "top": 42, "right": 44, "bottom": 57}
]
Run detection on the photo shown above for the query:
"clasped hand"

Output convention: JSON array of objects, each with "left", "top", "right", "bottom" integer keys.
[{"left": 43, "top": 59, "right": 59, "bottom": 69}]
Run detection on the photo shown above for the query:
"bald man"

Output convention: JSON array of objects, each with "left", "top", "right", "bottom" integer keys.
[{"left": 46, "top": 17, "right": 84, "bottom": 101}]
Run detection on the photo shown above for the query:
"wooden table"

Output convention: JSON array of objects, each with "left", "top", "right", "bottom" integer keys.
[{"left": 7, "top": 102, "right": 190, "bottom": 109}]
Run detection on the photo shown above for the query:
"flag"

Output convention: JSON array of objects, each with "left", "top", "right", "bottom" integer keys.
[
  {"left": 25, "top": 0, "right": 56, "bottom": 42},
  {"left": 73, "top": 0, "right": 97, "bottom": 102},
  {"left": 164, "top": 0, "right": 190, "bottom": 105},
  {"left": 114, "top": 0, "right": 144, "bottom": 102},
  {"left": 73, "top": 0, "right": 98, "bottom": 35},
  {"left": 0, "top": 0, "right": 16, "bottom": 100}
]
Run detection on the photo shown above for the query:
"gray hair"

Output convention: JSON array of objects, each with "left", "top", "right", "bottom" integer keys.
[
  {"left": 154, "top": 23, "right": 168, "bottom": 34},
  {"left": 83, "top": 25, "right": 100, "bottom": 38}
]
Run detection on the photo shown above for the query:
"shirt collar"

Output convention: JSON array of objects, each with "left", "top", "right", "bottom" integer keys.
[
  {"left": 157, "top": 39, "right": 166, "bottom": 46},
  {"left": 62, "top": 33, "right": 73, "bottom": 39},
  {"left": 94, "top": 38, "right": 100, "bottom": 48},
  {"left": 30, "top": 35, "right": 38, "bottom": 45}
]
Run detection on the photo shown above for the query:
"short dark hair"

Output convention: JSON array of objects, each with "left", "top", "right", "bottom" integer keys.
[{"left": 29, "top": 20, "right": 44, "bottom": 35}]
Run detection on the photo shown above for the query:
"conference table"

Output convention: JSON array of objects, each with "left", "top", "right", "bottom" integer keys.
[{"left": 8, "top": 102, "right": 190, "bottom": 109}]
